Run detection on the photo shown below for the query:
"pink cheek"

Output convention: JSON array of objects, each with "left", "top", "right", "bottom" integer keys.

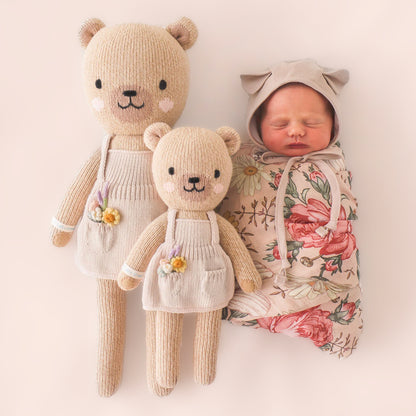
[
  {"left": 91, "top": 97, "right": 104, "bottom": 112},
  {"left": 213, "top": 183, "right": 224, "bottom": 194},
  {"left": 163, "top": 182, "right": 175, "bottom": 193},
  {"left": 159, "top": 98, "right": 174, "bottom": 113}
]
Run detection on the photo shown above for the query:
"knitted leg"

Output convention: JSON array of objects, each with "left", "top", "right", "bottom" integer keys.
[
  {"left": 145, "top": 311, "right": 173, "bottom": 396},
  {"left": 155, "top": 311, "right": 183, "bottom": 389},
  {"left": 193, "top": 309, "right": 222, "bottom": 385},
  {"left": 97, "top": 279, "right": 126, "bottom": 397}
]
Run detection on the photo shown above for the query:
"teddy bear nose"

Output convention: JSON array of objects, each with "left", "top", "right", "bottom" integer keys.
[
  {"left": 123, "top": 90, "right": 137, "bottom": 97},
  {"left": 188, "top": 177, "right": 200, "bottom": 184}
]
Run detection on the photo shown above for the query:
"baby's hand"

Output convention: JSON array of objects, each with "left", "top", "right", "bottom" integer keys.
[
  {"left": 117, "top": 272, "right": 142, "bottom": 291},
  {"left": 51, "top": 228, "right": 73, "bottom": 247}
]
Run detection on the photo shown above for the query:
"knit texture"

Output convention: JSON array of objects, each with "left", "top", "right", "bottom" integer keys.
[
  {"left": 155, "top": 311, "right": 183, "bottom": 388},
  {"left": 97, "top": 279, "right": 126, "bottom": 396},
  {"left": 51, "top": 149, "right": 100, "bottom": 246},
  {"left": 76, "top": 136, "right": 166, "bottom": 279},
  {"left": 118, "top": 125, "right": 262, "bottom": 393},
  {"left": 141, "top": 209, "right": 235, "bottom": 313},
  {"left": 193, "top": 309, "right": 221, "bottom": 385},
  {"left": 52, "top": 17, "right": 198, "bottom": 396},
  {"left": 145, "top": 311, "right": 173, "bottom": 396}
]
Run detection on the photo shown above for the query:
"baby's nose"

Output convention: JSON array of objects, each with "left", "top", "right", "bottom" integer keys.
[{"left": 288, "top": 123, "right": 305, "bottom": 137}]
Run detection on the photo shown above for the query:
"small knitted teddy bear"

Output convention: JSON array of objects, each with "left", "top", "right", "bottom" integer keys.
[
  {"left": 118, "top": 123, "right": 262, "bottom": 395},
  {"left": 50, "top": 18, "right": 198, "bottom": 396}
]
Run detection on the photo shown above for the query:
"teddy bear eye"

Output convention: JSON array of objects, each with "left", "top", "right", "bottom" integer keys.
[
  {"left": 168, "top": 167, "right": 174, "bottom": 175},
  {"left": 159, "top": 80, "right": 167, "bottom": 90},
  {"left": 95, "top": 79, "right": 102, "bottom": 89},
  {"left": 214, "top": 169, "right": 220, "bottom": 178}
]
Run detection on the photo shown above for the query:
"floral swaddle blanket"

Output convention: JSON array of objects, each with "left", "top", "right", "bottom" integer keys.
[{"left": 218, "top": 143, "right": 363, "bottom": 358}]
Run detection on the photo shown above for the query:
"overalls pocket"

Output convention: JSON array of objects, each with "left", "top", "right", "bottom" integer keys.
[
  {"left": 158, "top": 272, "right": 183, "bottom": 305},
  {"left": 83, "top": 220, "right": 116, "bottom": 253},
  {"left": 202, "top": 268, "right": 227, "bottom": 301}
]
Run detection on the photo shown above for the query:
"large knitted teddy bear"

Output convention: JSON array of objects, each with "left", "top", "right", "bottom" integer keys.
[
  {"left": 51, "top": 17, "right": 198, "bottom": 396},
  {"left": 117, "top": 123, "right": 262, "bottom": 395}
]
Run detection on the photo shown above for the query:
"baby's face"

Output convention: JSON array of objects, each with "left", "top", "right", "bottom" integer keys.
[{"left": 260, "top": 84, "right": 333, "bottom": 156}]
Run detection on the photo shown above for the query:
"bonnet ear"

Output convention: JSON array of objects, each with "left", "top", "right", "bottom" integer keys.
[
  {"left": 79, "top": 18, "right": 105, "bottom": 48},
  {"left": 216, "top": 127, "right": 241, "bottom": 156},
  {"left": 323, "top": 68, "right": 349, "bottom": 94},
  {"left": 240, "top": 70, "right": 272, "bottom": 95},
  {"left": 166, "top": 17, "right": 198, "bottom": 50},
  {"left": 144, "top": 122, "right": 172, "bottom": 152}
]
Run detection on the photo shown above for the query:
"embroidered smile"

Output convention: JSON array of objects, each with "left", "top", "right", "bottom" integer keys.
[
  {"left": 117, "top": 99, "right": 145, "bottom": 110},
  {"left": 183, "top": 184, "right": 205, "bottom": 192}
]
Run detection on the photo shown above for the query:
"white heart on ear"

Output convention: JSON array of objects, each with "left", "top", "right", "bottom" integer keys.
[
  {"left": 216, "top": 127, "right": 241, "bottom": 156},
  {"left": 144, "top": 122, "right": 172, "bottom": 152},
  {"left": 79, "top": 18, "right": 105, "bottom": 48},
  {"left": 166, "top": 17, "right": 198, "bottom": 50}
]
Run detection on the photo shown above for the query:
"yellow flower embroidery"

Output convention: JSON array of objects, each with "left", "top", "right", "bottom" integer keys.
[
  {"left": 102, "top": 208, "right": 121, "bottom": 226},
  {"left": 170, "top": 256, "right": 187, "bottom": 273}
]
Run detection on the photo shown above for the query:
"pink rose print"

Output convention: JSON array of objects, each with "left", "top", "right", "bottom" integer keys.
[
  {"left": 340, "top": 302, "right": 356, "bottom": 321},
  {"left": 272, "top": 245, "right": 292, "bottom": 260},
  {"left": 257, "top": 306, "right": 333, "bottom": 347},
  {"left": 274, "top": 172, "right": 282, "bottom": 187},
  {"left": 309, "top": 170, "right": 326, "bottom": 182},
  {"left": 325, "top": 260, "right": 338, "bottom": 272},
  {"left": 286, "top": 199, "right": 356, "bottom": 260}
]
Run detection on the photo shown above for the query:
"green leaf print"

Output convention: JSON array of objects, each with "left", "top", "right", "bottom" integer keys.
[
  {"left": 263, "top": 254, "right": 276, "bottom": 263},
  {"left": 300, "top": 188, "right": 309, "bottom": 204},
  {"left": 286, "top": 173, "right": 299, "bottom": 199},
  {"left": 348, "top": 207, "right": 358, "bottom": 220}
]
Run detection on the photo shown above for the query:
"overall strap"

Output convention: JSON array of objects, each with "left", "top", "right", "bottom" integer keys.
[
  {"left": 97, "top": 135, "right": 112, "bottom": 182},
  {"left": 165, "top": 208, "right": 177, "bottom": 244},
  {"left": 207, "top": 211, "right": 220, "bottom": 245}
]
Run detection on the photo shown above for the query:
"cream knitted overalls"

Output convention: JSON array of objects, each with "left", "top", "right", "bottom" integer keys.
[
  {"left": 76, "top": 136, "right": 166, "bottom": 279},
  {"left": 142, "top": 209, "right": 235, "bottom": 313}
]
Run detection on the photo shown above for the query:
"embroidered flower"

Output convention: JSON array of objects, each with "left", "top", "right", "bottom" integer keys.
[
  {"left": 157, "top": 245, "right": 187, "bottom": 276},
  {"left": 102, "top": 208, "right": 120, "bottom": 226},
  {"left": 87, "top": 182, "right": 121, "bottom": 226},
  {"left": 231, "top": 155, "right": 269, "bottom": 196},
  {"left": 89, "top": 199, "right": 100, "bottom": 212},
  {"left": 162, "top": 263, "right": 173, "bottom": 274},
  {"left": 89, "top": 206, "right": 103, "bottom": 222},
  {"left": 171, "top": 256, "right": 187, "bottom": 273}
]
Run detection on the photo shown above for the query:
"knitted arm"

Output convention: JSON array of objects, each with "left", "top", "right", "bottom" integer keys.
[
  {"left": 117, "top": 211, "right": 168, "bottom": 291},
  {"left": 51, "top": 148, "right": 101, "bottom": 247},
  {"left": 216, "top": 213, "right": 262, "bottom": 293}
]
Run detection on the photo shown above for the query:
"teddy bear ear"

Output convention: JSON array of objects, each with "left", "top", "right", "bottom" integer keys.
[
  {"left": 144, "top": 122, "right": 172, "bottom": 151},
  {"left": 216, "top": 127, "right": 241, "bottom": 156},
  {"left": 166, "top": 17, "right": 198, "bottom": 50},
  {"left": 240, "top": 70, "right": 272, "bottom": 95},
  {"left": 322, "top": 68, "right": 349, "bottom": 94},
  {"left": 79, "top": 18, "right": 106, "bottom": 48}
]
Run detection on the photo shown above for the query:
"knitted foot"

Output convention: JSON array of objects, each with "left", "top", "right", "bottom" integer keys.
[
  {"left": 146, "top": 311, "right": 173, "bottom": 396},
  {"left": 97, "top": 279, "right": 126, "bottom": 397},
  {"left": 193, "top": 309, "right": 221, "bottom": 385},
  {"left": 155, "top": 311, "right": 183, "bottom": 389}
]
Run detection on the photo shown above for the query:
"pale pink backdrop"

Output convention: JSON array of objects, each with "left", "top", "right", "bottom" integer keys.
[{"left": 1, "top": 0, "right": 415, "bottom": 415}]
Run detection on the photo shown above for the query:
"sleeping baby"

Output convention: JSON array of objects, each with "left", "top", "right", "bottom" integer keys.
[{"left": 219, "top": 59, "right": 362, "bottom": 358}]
